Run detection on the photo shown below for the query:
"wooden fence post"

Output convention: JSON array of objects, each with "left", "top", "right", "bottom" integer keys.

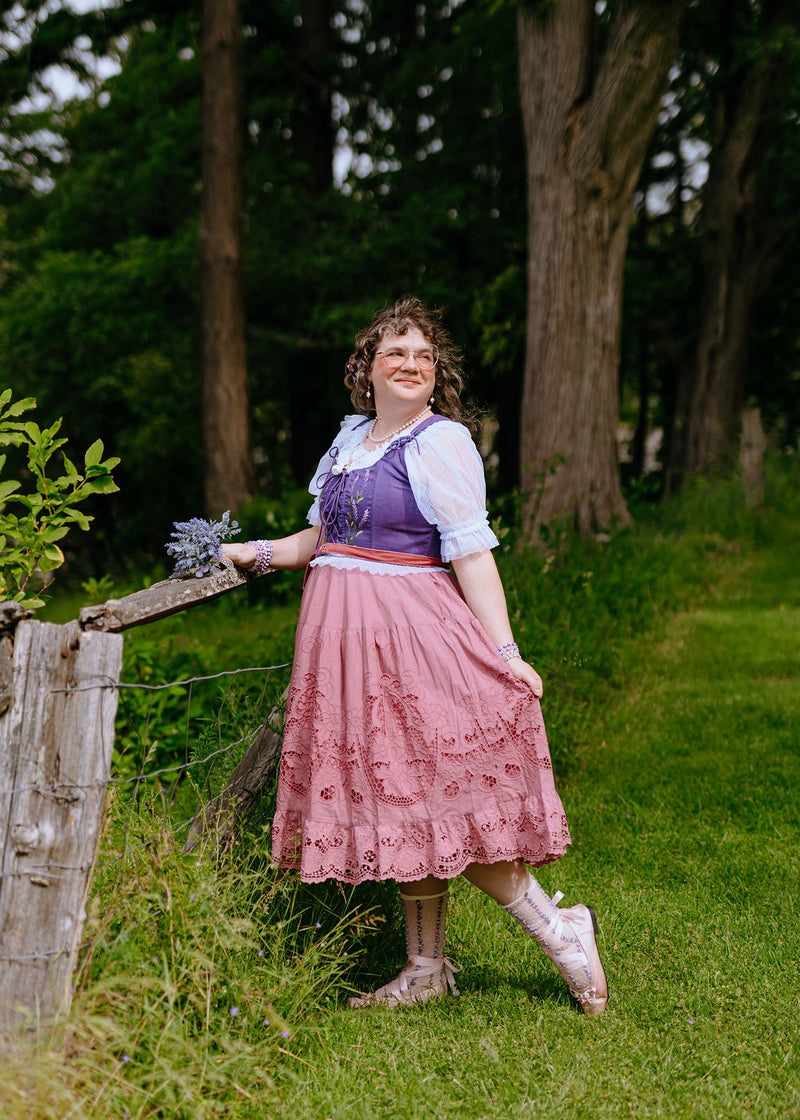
[{"left": 0, "top": 619, "right": 122, "bottom": 1032}]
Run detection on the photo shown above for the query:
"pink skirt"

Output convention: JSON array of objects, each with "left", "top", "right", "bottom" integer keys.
[{"left": 271, "top": 563, "right": 571, "bottom": 884}]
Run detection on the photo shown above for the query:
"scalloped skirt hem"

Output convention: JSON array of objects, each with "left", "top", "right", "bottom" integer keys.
[
  {"left": 273, "top": 564, "right": 571, "bottom": 884},
  {"left": 271, "top": 805, "right": 571, "bottom": 885}
]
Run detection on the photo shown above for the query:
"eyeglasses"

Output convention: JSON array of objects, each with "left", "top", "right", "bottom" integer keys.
[{"left": 375, "top": 346, "right": 439, "bottom": 372}]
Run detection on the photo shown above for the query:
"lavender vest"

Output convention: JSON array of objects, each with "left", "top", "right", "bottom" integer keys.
[{"left": 316, "top": 415, "right": 446, "bottom": 558}]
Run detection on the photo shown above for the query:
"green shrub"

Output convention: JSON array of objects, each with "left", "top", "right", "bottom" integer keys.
[{"left": 0, "top": 390, "right": 119, "bottom": 608}]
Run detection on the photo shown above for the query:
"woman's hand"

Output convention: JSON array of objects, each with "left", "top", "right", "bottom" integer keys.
[
  {"left": 506, "top": 657, "right": 543, "bottom": 699},
  {"left": 221, "top": 542, "right": 257, "bottom": 569}
]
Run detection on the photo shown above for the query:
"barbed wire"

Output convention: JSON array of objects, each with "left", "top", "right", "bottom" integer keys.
[
  {"left": 0, "top": 657, "right": 289, "bottom": 969},
  {"left": 0, "top": 719, "right": 279, "bottom": 800},
  {"left": 0, "top": 947, "right": 73, "bottom": 962},
  {"left": 49, "top": 662, "right": 292, "bottom": 695}
]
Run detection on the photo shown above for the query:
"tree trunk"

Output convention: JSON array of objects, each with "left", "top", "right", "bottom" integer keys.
[
  {"left": 517, "top": 0, "right": 686, "bottom": 539},
  {"left": 667, "top": 0, "right": 800, "bottom": 490},
  {"left": 200, "top": 0, "right": 253, "bottom": 516}
]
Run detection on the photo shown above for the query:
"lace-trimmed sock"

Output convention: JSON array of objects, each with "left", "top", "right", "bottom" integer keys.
[
  {"left": 349, "top": 887, "right": 461, "bottom": 1009},
  {"left": 503, "top": 874, "right": 609, "bottom": 1016}
]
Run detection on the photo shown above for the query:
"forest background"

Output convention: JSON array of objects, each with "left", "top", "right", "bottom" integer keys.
[
  {"left": 2, "top": 4, "right": 800, "bottom": 1116},
  {"left": 2, "top": 0, "right": 800, "bottom": 579}
]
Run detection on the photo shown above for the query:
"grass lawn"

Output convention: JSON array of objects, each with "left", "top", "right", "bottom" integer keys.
[
  {"left": 3, "top": 481, "right": 799, "bottom": 1119},
  {"left": 262, "top": 530, "right": 800, "bottom": 1119}
]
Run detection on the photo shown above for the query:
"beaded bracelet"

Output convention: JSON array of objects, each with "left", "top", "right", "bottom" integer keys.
[
  {"left": 498, "top": 642, "right": 521, "bottom": 661},
  {"left": 247, "top": 539, "right": 274, "bottom": 575}
]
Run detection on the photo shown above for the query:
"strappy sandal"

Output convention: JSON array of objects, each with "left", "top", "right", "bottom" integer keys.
[{"left": 349, "top": 954, "right": 461, "bottom": 1009}]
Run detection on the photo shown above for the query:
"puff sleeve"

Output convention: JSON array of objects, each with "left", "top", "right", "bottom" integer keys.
[{"left": 405, "top": 421, "right": 499, "bottom": 561}]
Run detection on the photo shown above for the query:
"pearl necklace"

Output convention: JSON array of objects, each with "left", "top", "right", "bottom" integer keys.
[
  {"left": 368, "top": 406, "right": 431, "bottom": 446},
  {"left": 330, "top": 407, "right": 431, "bottom": 476}
]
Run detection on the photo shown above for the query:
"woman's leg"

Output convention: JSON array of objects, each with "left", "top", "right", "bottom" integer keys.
[
  {"left": 349, "top": 875, "right": 460, "bottom": 1009},
  {"left": 462, "top": 860, "right": 609, "bottom": 1016}
]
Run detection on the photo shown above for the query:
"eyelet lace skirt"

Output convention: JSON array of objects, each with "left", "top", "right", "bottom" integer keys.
[{"left": 271, "top": 564, "right": 571, "bottom": 883}]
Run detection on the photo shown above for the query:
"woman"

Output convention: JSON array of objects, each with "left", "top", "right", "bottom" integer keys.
[{"left": 223, "top": 297, "right": 608, "bottom": 1015}]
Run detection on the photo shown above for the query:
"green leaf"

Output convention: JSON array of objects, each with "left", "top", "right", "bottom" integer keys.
[
  {"left": 84, "top": 439, "right": 104, "bottom": 467},
  {"left": 23, "top": 421, "right": 41, "bottom": 441},
  {"left": 16, "top": 595, "right": 46, "bottom": 610},
  {"left": 6, "top": 397, "right": 36, "bottom": 418},
  {"left": 65, "top": 508, "right": 92, "bottom": 530},
  {"left": 52, "top": 475, "right": 79, "bottom": 492},
  {"left": 61, "top": 455, "right": 80, "bottom": 479},
  {"left": 47, "top": 436, "right": 68, "bottom": 456},
  {"left": 43, "top": 524, "right": 70, "bottom": 543},
  {"left": 82, "top": 476, "right": 120, "bottom": 495},
  {"left": 0, "top": 480, "right": 21, "bottom": 502},
  {"left": 39, "top": 544, "right": 65, "bottom": 572}
]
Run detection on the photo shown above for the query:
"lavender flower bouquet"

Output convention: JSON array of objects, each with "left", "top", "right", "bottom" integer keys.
[{"left": 165, "top": 511, "right": 240, "bottom": 578}]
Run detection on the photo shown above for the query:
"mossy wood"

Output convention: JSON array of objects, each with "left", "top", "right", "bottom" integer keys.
[{"left": 0, "top": 620, "right": 122, "bottom": 1032}]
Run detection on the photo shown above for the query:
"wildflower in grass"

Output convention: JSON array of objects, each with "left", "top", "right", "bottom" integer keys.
[
  {"left": 315, "top": 922, "right": 322, "bottom": 928},
  {"left": 281, "top": 1030, "right": 290, "bottom": 1038},
  {"left": 190, "top": 892, "right": 196, "bottom": 900},
  {"left": 257, "top": 949, "right": 264, "bottom": 957},
  {"left": 230, "top": 1006, "right": 239, "bottom": 1016},
  {"left": 121, "top": 1054, "right": 131, "bottom": 1063},
  {"left": 264, "top": 1019, "right": 270, "bottom": 1026}
]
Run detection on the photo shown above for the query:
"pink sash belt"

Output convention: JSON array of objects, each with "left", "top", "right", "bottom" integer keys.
[{"left": 316, "top": 542, "right": 448, "bottom": 569}]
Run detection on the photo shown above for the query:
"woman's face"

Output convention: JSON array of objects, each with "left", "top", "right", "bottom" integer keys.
[{"left": 368, "top": 328, "right": 436, "bottom": 415}]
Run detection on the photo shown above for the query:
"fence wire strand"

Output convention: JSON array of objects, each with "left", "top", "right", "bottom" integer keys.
[{"left": 1, "top": 654, "right": 291, "bottom": 966}]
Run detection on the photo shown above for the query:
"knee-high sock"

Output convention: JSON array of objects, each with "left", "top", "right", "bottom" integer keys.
[
  {"left": 502, "top": 873, "right": 608, "bottom": 1014},
  {"left": 400, "top": 887, "right": 448, "bottom": 960}
]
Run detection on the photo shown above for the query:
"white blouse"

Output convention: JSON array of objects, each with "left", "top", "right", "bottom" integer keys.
[{"left": 307, "top": 414, "right": 499, "bottom": 576}]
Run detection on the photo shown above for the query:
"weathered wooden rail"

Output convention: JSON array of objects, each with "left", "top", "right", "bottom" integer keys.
[{"left": 0, "top": 560, "right": 280, "bottom": 1033}]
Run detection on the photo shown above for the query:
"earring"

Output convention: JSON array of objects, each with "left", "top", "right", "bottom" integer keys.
[
  {"left": 366, "top": 387, "right": 371, "bottom": 400},
  {"left": 429, "top": 394, "right": 434, "bottom": 406}
]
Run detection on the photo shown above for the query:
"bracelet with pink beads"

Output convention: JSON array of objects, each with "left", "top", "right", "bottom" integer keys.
[{"left": 247, "top": 539, "right": 274, "bottom": 575}]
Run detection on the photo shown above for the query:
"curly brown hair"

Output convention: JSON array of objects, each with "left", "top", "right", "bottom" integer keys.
[{"left": 344, "top": 296, "right": 476, "bottom": 429}]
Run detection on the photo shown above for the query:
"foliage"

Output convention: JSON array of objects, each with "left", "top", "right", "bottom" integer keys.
[
  {"left": 166, "top": 511, "right": 240, "bottom": 579},
  {"left": 0, "top": 0, "right": 798, "bottom": 566},
  {"left": 0, "top": 390, "right": 119, "bottom": 608},
  {"left": 2, "top": 455, "right": 799, "bottom": 1118},
  {"left": 0, "top": 806, "right": 378, "bottom": 1119}
]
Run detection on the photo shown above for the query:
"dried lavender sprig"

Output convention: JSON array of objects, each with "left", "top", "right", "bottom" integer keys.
[{"left": 165, "top": 511, "right": 240, "bottom": 578}]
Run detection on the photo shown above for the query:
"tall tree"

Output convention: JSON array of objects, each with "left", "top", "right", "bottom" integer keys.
[
  {"left": 200, "top": 0, "right": 253, "bottom": 515},
  {"left": 667, "top": 0, "right": 800, "bottom": 489},
  {"left": 517, "top": 0, "right": 686, "bottom": 539}
]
